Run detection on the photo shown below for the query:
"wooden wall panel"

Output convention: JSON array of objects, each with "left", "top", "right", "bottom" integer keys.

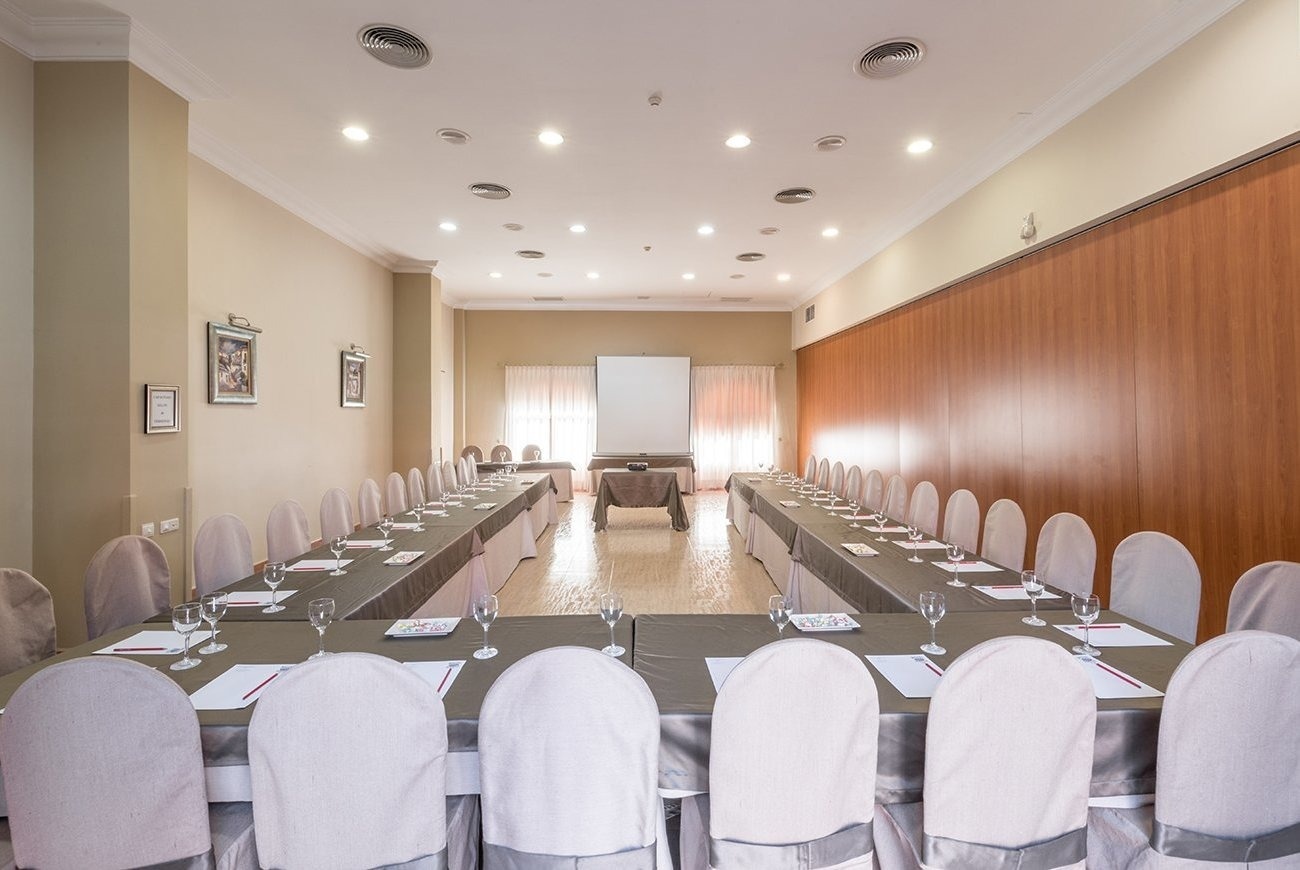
[{"left": 797, "top": 142, "right": 1300, "bottom": 638}]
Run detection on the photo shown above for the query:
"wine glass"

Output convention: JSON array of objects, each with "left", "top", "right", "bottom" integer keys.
[
  {"left": 827, "top": 493, "right": 839, "bottom": 515},
  {"left": 408, "top": 499, "right": 421, "bottom": 519},
  {"left": 378, "top": 515, "right": 395, "bottom": 551},
  {"left": 906, "top": 525, "right": 924, "bottom": 563},
  {"left": 461, "top": 482, "right": 477, "bottom": 501},
  {"left": 1071, "top": 594, "right": 1102, "bottom": 660},
  {"left": 918, "top": 591, "right": 946, "bottom": 655},
  {"left": 170, "top": 602, "right": 202, "bottom": 671},
  {"left": 599, "top": 592, "right": 625, "bottom": 656},
  {"left": 198, "top": 593, "right": 228, "bottom": 654},
  {"left": 945, "top": 543, "right": 967, "bottom": 587},
  {"left": 308, "top": 597, "right": 335, "bottom": 659},
  {"left": 329, "top": 536, "right": 348, "bottom": 576},
  {"left": 473, "top": 593, "right": 499, "bottom": 659},
  {"left": 262, "top": 561, "right": 287, "bottom": 613},
  {"left": 1021, "top": 570, "right": 1046, "bottom": 626},
  {"left": 873, "top": 509, "right": 890, "bottom": 541},
  {"left": 768, "top": 594, "right": 792, "bottom": 638}
]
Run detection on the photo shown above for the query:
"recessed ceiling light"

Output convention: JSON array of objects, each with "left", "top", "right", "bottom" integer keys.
[
  {"left": 725, "top": 133, "right": 751, "bottom": 149},
  {"left": 777, "top": 273, "right": 791, "bottom": 282},
  {"left": 538, "top": 130, "right": 564, "bottom": 146},
  {"left": 682, "top": 273, "right": 696, "bottom": 280},
  {"left": 489, "top": 272, "right": 503, "bottom": 278},
  {"left": 907, "top": 138, "right": 934, "bottom": 154},
  {"left": 587, "top": 271, "right": 599, "bottom": 279},
  {"left": 697, "top": 225, "right": 715, "bottom": 236},
  {"left": 342, "top": 126, "right": 369, "bottom": 141},
  {"left": 439, "top": 221, "right": 457, "bottom": 231},
  {"left": 570, "top": 224, "right": 586, "bottom": 233},
  {"left": 822, "top": 227, "right": 839, "bottom": 238}
]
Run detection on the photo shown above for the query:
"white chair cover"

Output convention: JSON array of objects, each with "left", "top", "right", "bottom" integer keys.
[
  {"left": 479, "top": 647, "right": 661, "bottom": 865},
  {"left": 1110, "top": 532, "right": 1201, "bottom": 644},
  {"left": 469, "top": 458, "right": 480, "bottom": 484},
  {"left": 710, "top": 639, "right": 878, "bottom": 868},
  {"left": 193, "top": 514, "right": 254, "bottom": 598},
  {"left": 83, "top": 535, "right": 171, "bottom": 640},
  {"left": 249, "top": 653, "right": 448, "bottom": 868},
  {"left": 1226, "top": 561, "right": 1300, "bottom": 640},
  {"left": 816, "top": 458, "right": 831, "bottom": 491},
  {"left": 0, "top": 657, "right": 246, "bottom": 869},
  {"left": 408, "top": 467, "right": 427, "bottom": 507},
  {"left": 427, "top": 463, "right": 446, "bottom": 501},
  {"left": 862, "top": 470, "right": 885, "bottom": 512},
  {"left": 0, "top": 569, "right": 55, "bottom": 677},
  {"left": 829, "top": 461, "right": 846, "bottom": 497},
  {"left": 386, "top": 471, "right": 409, "bottom": 515},
  {"left": 442, "top": 460, "right": 458, "bottom": 493},
  {"left": 884, "top": 474, "right": 908, "bottom": 520},
  {"left": 803, "top": 455, "right": 818, "bottom": 484},
  {"left": 358, "top": 478, "right": 383, "bottom": 527},
  {"left": 844, "top": 465, "right": 863, "bottom": 505},
  {"left": 319, "top": 487, "right": 355, "bottom": 541},
  {"left": 266, "top": 499, "right": 312, "bottom": 564},
  {"left": 461, "top": 444, "right": 483, "bottom": 462},
  {"left": 941, "top": 489, "right": 980, "bottom": 554},
  {"left": 491, "top": 444, "right": 512, "bottom": 462},
  {"left": 1035, "top": 512, "right": 1096, "bottom": 598},
  {"left": 906, "top": 481, "right": 940, "bottom": 537},
  {"left": 522, "top": 444, "right": 542, "bottom": 461},
  {"left": 982, "top": 498, "right": 1027, "bottom": 572}
]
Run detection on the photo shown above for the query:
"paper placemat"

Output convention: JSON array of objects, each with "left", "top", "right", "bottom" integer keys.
[
  {"left": 403, "top": 660, "right": 466, "bottom": 699},
  {"left": 866, "top": 654, "right": 945, "bottom": 698},
  {"left": 933, "top": 560, "right": 1004, "bottom": 573},
  {"left": 841, "top": 542, "right": 879, "bottom": 556},
  {"left": 93, "top": 630, "right": 217, "bottom": 656},
  {"left": 706, "top": 656, "right": 745, "bottom": 693},
  {"left": 1077, "top": 657, "right": 1164, "bottom": 699},
  {"left": 1055, "top": 623, "right": 1173, "bottom": 647},
  {"left": 972, "top": 585, "right": 1062, "bottom": 601},
  {"left": 287, "top": 559, "right": 353, "bottom": 572},
  {"left": 390, "top": 522, "right": 423, "bottom": 531},
  {"left": 342, "top": 539, "right": 387, "bottom": 549},
  {"left": 189, "top": 664, "right": 295, "bottom": 710}
]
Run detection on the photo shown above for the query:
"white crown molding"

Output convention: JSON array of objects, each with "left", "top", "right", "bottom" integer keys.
[
  {"left": 128, "top": 22, "right": 226, "bottom": 101},
  {"left": 797, "top": 0, "right": 1246, "bottom": 307},
  {"left": 392, "top": 261, "right": 440, "bottom": 274},
  {"left": 189, "top": 123, "right": 400, "bottom": 270},
  {"left": 458, "top": 298, "right": 793, "bottom": 313}
]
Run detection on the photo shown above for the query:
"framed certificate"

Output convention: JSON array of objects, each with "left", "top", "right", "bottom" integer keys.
[{"left": 145, "top": 383, "right": 181, "bottom": 434}]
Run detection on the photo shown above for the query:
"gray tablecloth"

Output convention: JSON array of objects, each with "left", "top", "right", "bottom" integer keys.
[
  {"left": 633, "top": 611, "right": 1190, "bottom": 802},
  {"left": 593, "top": 471, "right": 690, "bottom": 532},
  {"left": 477, "top": 461, "right": 576, "bottom": 473},
  {"left": 587, "top": 455, "right": 696, "bottom": 472}
]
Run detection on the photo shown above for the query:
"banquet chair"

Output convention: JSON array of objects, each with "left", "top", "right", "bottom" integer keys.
[
  {"left": 249, "top": 653, "right": 448, "bottom": 869},
  {"left": 478, "top": 647, "right": 664, "bottom": 867},
  {"left": 1110, "top": 531, "right": 1201, "bottom": 643},
  {"left": 940, "top": 489, "right": 980, "bottom": 554},
  {"left": 981, "top": 497, "right": 1027, "bottom": 572},
  {"left": 0, "top": 568, "right": 55, "bottom": 677},
  {"left": 1034, "top": 512, "right": 1096, "bottom": 598},
  {"left": 803, "top": 454, "right": 818, "bottom": 484},
  {"left": 829, "top": 461, "right": 846, "bottom": 497},
  {"left": 442, "top": 460, "right": 458, "bottom": 494},
  {"left": 427, "top": 462, "right": 445, "bottom": 502},
  {"left": 455, "top": 457, "right": 469, "bottom": 488},
  {"left": 193, "top": 513, "right": 253, "bottom": 598},
  {"left": 876, "top": 637, "right": 1095, "bottom": 870},
  {"left": 491, "top": 444, "right": 512, "bottom": 462},
  {"left": 862, "top": 469, "right": 885, "bottom": 512},
  {"left": 816, "top": 458, "right": 831, "bottom": 491},
  {"left": 386, "top": 471, "right": 409, "bottom": 514},
  {"left": 408, "top": 466, "right": 427, "bottom": 507},
  {"left": 266, "top": 499, "right": 312, "bottom": 564},
  {"left": 522, "top": 443, "right": 542, "bottom": 461},
  {"left": 884, "top": 474, "right": 909, "bottom": 520},
  {"left": 705, "top": 639, "right": 879, "bottom": 868},
  {"left": 844, "top": 465, "right": 863, "bottom": 505},
  {"left": 461, "top": 444, "right": 483, "bottom": 462},
  {"left": 907, "top": 481, "right": 940, "bottom": 537},
  {"left": 358, "top": 478, "right": 383, "bottom": 526},
  {"left": 1226, "top": 561, "right": 1300, "bottom": 640},
  {"left": 1088, "top": 631, "right": 1300, "bottom": 868},
  {"left": 0, "top": 657, "right": 256, "bottom": 870},
  {"left": 83, "top": 535, "right": 171, "bottom": 640},
  {"left": 319, "top": 487, "right": 355, "bottom": 541},
  {"left": 468, "top": 457, "right": 480, "bottom": 484}
]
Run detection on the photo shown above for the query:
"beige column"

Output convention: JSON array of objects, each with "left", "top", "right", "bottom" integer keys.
[{"left": 392, "top": 268, "right": 443, "bottom": 475}]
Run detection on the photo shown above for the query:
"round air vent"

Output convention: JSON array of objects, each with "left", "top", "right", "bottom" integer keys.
[
  {"left": 436, "top": 128, "right": 470, "bottom": 145},
  {"left": 856, "top": 38, "right": 925, "bottom": 79},
  {"left": 357, "top": 24, "right": 431, "bottom": 69},
  {"left": 736, "top": 252, "right": 765, "bottom": 263},
  {"left": 729, "top": 273, "right": 745, "bottom": 279},
  {"left": 774, "top": 187, "right": 815, "bottom": 204},
  {"left": 815, "top": 135, "right": 847, "bottom": 152},
  {"left": 515, "top": 250, "right": 545, "bottom": 259},
  {"left": 502, "top": 223, "right": 524, "bottom": 231},
  {"left": 469, "top": 183, "right": 511, "bottom": 200},
  {"left": 758, "top": 226, "right": 780, "bottom": 235}
]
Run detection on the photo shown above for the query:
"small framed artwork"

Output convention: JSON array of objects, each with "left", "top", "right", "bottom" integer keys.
[
  {"left": 145, "top": 383, "right": 181, "bottom": 434},
  {"left": 208, "top": 322, "right": 258, "bottom": 404},
  {"left": 341, "top": 350, "right": 367, "bottom": 408}
]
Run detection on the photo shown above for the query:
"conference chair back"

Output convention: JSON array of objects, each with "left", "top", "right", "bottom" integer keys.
[
  {"left": 844, "top": 465, "right": 863, "bottom": 505},
  {"left": 1035, "top": 512, "right": 1097, "bottom": 598},
  {"left": 829, "top": 461, "right": 846, "bottom": 498},
  {"left": 522, "top": 444, "right": 543, "bottom": 461},
  {"left": 193, "top": 513, "right": 253, "bottom": 598},
  {"left": 427, "top": 463, "right": 445, "bottom": 501},
  {"left": 385, "top": 471, "right": 409, "bottom": 515},
  {"left": 1226, "top": 561, "right": 1300, "bottom": 640},
  {"left": 861, "top": 470, "right": 885, "bottom": 513},
  {"left": 491, "top": 444, "right": 512, "bottom": 462},
  {"left": 319, "top": 487, "right": 355, "bottom": 542},
  {"left": 803, "top": 454, "right": 817, "bottom": 484},
  {"left": 407, "top": 467, "right": 427, "bottom": 507},
  {"left": 815, "top": 458, "right": 831, "bottom": 491},
  {"left": 357, "top": 478, "right": 383, "bottom": 527},
  {"left": 981, "top": 498, "right": 1027, "bottom": 573},
  {"left": 461, "top": 444, "right": 483, "bottom": 463},
  {"left": 1110, "top": 531, "right": 1201, "bottom": 644},
  {"left": 266, "top": 499, "right": 312, "bottom": 564},
  {"left": 83, "top": 535, "right": 170, "bottom": 640},
  {"left": 0, "top": 568, "right": 55, "bottom": 676},
  {"left": 906, "top": 481, "right": 940, "bottom": 537},
  {"left": 883, "top": 474, "right": 908, "bottom": 520},
  {"left": 941, "top": 489, "right": 980, "bottom": 554}
]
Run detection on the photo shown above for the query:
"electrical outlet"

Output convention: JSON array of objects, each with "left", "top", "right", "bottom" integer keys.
[
  {"left": 141, "top": 522, "right": 155, "bottom": 537},
  {"left": 160, "top": 518, "right": 180, "bottom": 534}
]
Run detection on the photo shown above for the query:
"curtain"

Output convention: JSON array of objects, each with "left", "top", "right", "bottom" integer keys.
[
  {"left": 691, "top": 365, "right": 777, "bottom": 490},
  {"left": 505, "top": 366, "right": 597, "bottom": 492}
]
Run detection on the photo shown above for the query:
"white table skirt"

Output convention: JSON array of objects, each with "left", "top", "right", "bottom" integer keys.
[
  {"left": 526, "top": 490, "right": 558, "bottom": 541},
  {"left": 726, "top": 487, "right": 753, "bottom": 549},
  {"left": 750, "top": 515, "right": 793, "bottom": 597}
]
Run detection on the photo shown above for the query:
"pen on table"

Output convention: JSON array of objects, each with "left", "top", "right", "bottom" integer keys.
[
  {"left": 113, "top": 646, "right": 167, "bottom": 652},
  {"left": 435, "top": 664, "right": 456, "bottom": 694},
  {"left": 1095, "top": 661, "right": 1141, "bottom": 689},
  {"left": 242, "top": 672, "right": 279, "bottom": 701},
  {"left": 923, "top": 662, "right": 943, "bottom": 677}
]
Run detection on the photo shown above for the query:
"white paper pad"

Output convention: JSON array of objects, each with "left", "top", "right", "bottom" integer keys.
[
  {"left": 383, "top": 551, "right": 424, "bottom": 566},
  {"left": 93, "top": 630, "right": 217, "bottom": 656},
  {"left": 287, "top": 559, "right": 353, "bottom": 572},
  {"left": 473, "top": 502, "right": 498, "bottom": 510},
  {"left": 932, "top": 560, "right": 1004, "bottom": 573},
  {"left": 1055, "top": 623, "right": 1173, "bottom": 647},
  {"left": 403, "top": 661, "right": 467, "bottom": 698},
  {"left": 810, "top": 496, "right": 833, "bottom": 503},
  {"left": 343, "top": 539, "right": 387, "bottom": 549},
  {"left": 189, "top": 664, "right": 295, "bottom": 709},
  {"left": 868, "top": 525, "right": 909, "bottom": 533},
  {"left": 971, "top": 585, "right": 1062, "bottom": 601},
  {"left": 422, "top": 510, "right": 449, "bottom": 517},
  {"left": 866, "top": 655, "right": 945, "bottom": 698},
  {"left": 390, "top": 522, "right": 423, "bottom": 531},
  {"left": 779, "top": 500, "right": 802, "bottom": 508},
  {"left": 705, "top": 657, "right": 745, "bottom": 693},
  {"left": 1076, "top": 657, "right": 1164, "bottom": 699},
  {"left": 845, "top": 514, "right": 875, "bottom": 521},
  {"left": 892, "top": 540, "right": 948, "bottom": 550},
  {"left": 829, "top": 505, "right": 854, "bottom": 512},
  {"left": 841, "top": 542, "right": 879, "bottom": 556},
  {"left": 225, "top": 589, "right": 299, "bottom": 607}
]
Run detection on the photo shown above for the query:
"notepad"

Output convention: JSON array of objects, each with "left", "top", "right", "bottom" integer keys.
[
  {"left": 971, "top": 585, "right": 1061, "bottom": 601},
  {"left": 343, "top": 539, "right": 387, "bottom": 549},
  {"left": 779, "top": 500, "right": 802, "bottom": 508},
  {"left": 287, "top": 559, "right": 352, "bottom": 572},
  {"left": 389, "top": 522, "right": 423, "bottom": 531},
  {"left": 403, "top": 661, "right": 466, "bottom": 699},
  {"left": 1076, "top": 657, "right": 1164, "bottom": 699},
  {"left": 892, "top": 540, "right": 948, "bottom": 550},
  {"left": 705, "top": 657, "right": 745, "bottom": 693},
  {"left": 932, "top": 560, "right": 1004, "bottom": 573},
  {"left": 866, "top": 655, "right": 945, "bottom": 698},
  {"left": 473, "top": 502, "right": 498, "bottom": 510},
  {"left": 868, "top": 525, "right": 909, "bottom": 533},
  {"left": 93, "top": 630, "right": 218, "bottom": 656},
  {"left": 189, "top": 664, "right": 296, "bottom": 710},
  {"left": 1054, "top": 623, "right": 1172, "bottom": 647},
  {"left": 841, "top": 542, "right": 879, "bottom": 557}
]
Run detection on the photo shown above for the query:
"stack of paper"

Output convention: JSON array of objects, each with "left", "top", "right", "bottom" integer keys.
[
  {"left": 1076, "top": 657, "right": 1164, "bottom": 699},
  {"left": 705, "top": 657, "right": 745, "bottom": 693},
  {"left": 779, "top": 500, "right": 802, "bottom": 508},
  {"left": 1054, "top": 623, "right": 1172, "bottom": 647},
  {"left": 403, "top": 661, "right": 466, "bottom": 699},
  {"left": 932, "top": 560, "right": 1003, "bottom": 573},
  {"left": 93, "top": 630, "right": 211, "bottom": 656},
  {"left": 343, "top": 539, "right": 387, "bottom": 549},
  {"left": 225, "top": 590, "right": 299, "bottom": 608},
  {"left": 892, "top": 540, "right": 948, "bottom": 550},
  {"left": 288, "top": 559, "right": 351, "bottom": 572},
  {"left": 390, "top": 522, "right": 423, "bottom": 531},
  {"left": 868, "top": 525, "right": 909, "bottom": 533},
  {"left": 865, "top": 655, "right": 945, "bottom": 698},
  {"left": 971, "top": 585, "right": 1061, "bottom": 601},
  {"left": 189, "top": 664, "right": 295, "bottom": 710}
]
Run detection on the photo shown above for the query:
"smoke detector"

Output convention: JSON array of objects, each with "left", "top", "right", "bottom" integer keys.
[
  {"left": 357, "top": 24, "right": 431, "bottom": 69},
  {"left": 856, "top": 39, "right": 926, "bottom": 79}
]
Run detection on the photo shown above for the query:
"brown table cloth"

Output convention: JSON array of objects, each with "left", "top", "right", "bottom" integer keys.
[
  {"left": 587, "top": 455, "right": 696, "bottom": 472},
  {"left": 477, "top": 461, "right": 576, "bottom": 473},
  {"left": 593, "top": 470, "right": 690, "bottom": 532}
]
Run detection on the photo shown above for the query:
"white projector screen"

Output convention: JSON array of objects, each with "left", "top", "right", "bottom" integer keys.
[{"left": 595, "top": 356, "right": 692, "bottom": 455}]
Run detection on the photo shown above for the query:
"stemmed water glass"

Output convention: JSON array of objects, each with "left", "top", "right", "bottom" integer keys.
[
  {"left": 1021, "top": 570, "right": 1046, "bottom": 626},
  {"left": 473, "top": 593, "right": 499, "bottom": 659},
  {"left": 378, "top": 515, "right": 395, "bottom": 551},
  {"left": 170, "top": 602, "right": 202, "bottom": 671},
  {"left": 262, "top": 561, "right": 287, "bottom": 613},
  {"left": 848, "top": 499, "right": 861, "bottom": 529},
  {"left": 461, "top": 482, "right": 477, "bottom": 501},
  {"left": 329, "top": 536, "right": 348, "bottom": 576},
  {"left": 198, "top": 593, "right": 228, "bottom": 654},
  {"left": 308, "top": 597, "right": 335, "bottom": 659},
  {"left": 945, "top": 543, "right": 967, "bottom": 587},
  {"left": 827, "top": 492, "right": 840, "bottom": 515},
  {"left": 599, "top": 592, "right": 625, "bottom": 656},
  {"left": 906, "top": 525, "right": 924, "bottom": 563},
  {"left": 768, "top": 594, "right": 792, "bottom": 638},
  {"left": 918, "top": 591, "right": 947, "bottom": 656},
  {"left": 1071, "top": 594, "right": 1102, "bottom": 660},
  {"left": 873, "top": 509, "right": 890, "bottom": 542}
]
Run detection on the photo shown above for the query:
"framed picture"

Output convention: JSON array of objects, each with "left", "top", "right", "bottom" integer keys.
[
  {"left": 208, "top": 322, "right": 258, "bottom": 404},
  {"left": 341, "top": 350, "right": 367, "bottom": 408},
  {"left": 144, "top": 383, "right": 181, "bottom": 434}
]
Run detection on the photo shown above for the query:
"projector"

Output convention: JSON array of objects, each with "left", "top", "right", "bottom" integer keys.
[{"left": 626, "top": 462, "right": 649, "bottom": 471}]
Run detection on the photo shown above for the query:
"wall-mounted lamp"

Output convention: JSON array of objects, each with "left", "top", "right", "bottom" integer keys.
[
  {"left": 1019, "top": 212, "right": 1037, "bottom": 244},
  {"left": 349, "top": 343, "right": 373, "bottom": 359},
  {"left": 227, "top": 313, "right": 263, "bottom": 333}
]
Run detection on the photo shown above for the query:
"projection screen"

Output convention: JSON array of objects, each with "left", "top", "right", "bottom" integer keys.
[{"left": 595, "top": 355, "right": 692, "bottom": 455}]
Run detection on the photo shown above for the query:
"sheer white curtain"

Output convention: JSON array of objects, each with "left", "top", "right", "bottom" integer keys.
[
  {"left": 505, "top": 365, "right": 597, "bottom": 492},
  {"left": 691, "top": 365, "right": 776, "bottom": 490}
]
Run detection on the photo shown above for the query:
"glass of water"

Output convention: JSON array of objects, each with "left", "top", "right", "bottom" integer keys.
[
  {"left": 906, "top": 525, "right": 924, "bottom": 563},
  {"left": 198, "top": 593, "right": 228, "bottom": 654},
  {"left": 918, "top": 591, "right": 947, "bottom": 656},
  {"left": 1071, "top": 593, "right": 1102, "bottom": 660},
  {"left": 262, "top": 561, "right": 287, "bottom": 613},
  {"left": 329, "top": 536, "right": 348, "bottom": 576},
  {"left": 768, "top": 594, "right": 792, "bottom": 638},
  {"left": 307, "top": 597, "right": 335, "bottom": 659},
  {"left": 946, "top": 543, "right": 967, "bottom": 587},
  {"left": 378, "top": 515, "right": 395, "bottom": 551},
  {"left": 599, "top": 592, "right": 625, "bottom": 656},
  {"left": 170, "top": 602, "right": 202, "bottom": 671},
  {"left": 473, "top": 593, "right": 499, "bottom": 660},
  {"left": 1021, "top": 570, "right": 1046, "bottom": 626}
]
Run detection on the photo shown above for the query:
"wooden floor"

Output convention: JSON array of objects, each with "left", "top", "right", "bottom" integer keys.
[{"left": 497, "top": 490, "right": 778, "bottom": 616}]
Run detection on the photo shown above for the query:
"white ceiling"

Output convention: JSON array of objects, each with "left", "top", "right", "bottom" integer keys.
[{"left": 5, "top": 0, "right": 1238, "bottom": 309}]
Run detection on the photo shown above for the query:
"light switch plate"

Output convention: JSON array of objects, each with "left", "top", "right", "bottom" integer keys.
[
  {"left": 141, "top": 522, "right": 155, "bottom": 537},
  {"left": 160, "top": 518, "right": 180, "bottom": 534}
]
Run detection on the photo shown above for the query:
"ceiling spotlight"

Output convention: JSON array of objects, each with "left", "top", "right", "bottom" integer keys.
[
  {"left": 586, "top": 271, "right": 600, "bottom": 279},
  {"left": 725, "top": 133, "right": 751, "bottom": 149},
  {"left": 570, "top": 224, "right": 586, "bottom": 233},
  {"left": 682, "top": 273, "right": 696, "bottom": 280},
  {"left": 342, "top": 126, "right": 370, "bottom": 141},
  {"left": 907, "top": 138, "right": 934, "bottom": 154},
  {"left": 538, "top": 130, "right": 565, "bottom": 146},
  {"left": 439, "top": 221, "right": 457, "bottom": 231},
  {"left": 777, "top": 273, "right": 791, "bottom": 282},
  {"left": 822, "top": 227, "right": 839, "bottom": 238},
  {"left": 489, "top": 272, "right": 503, "bottom": 278},
  {"left": 697, "top": 225, "right": 715, "bottom": 236}
]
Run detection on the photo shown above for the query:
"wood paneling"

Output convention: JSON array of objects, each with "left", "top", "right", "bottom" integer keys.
[{"left": 798, "top": 142, "right": 1300, "bottom": 639}]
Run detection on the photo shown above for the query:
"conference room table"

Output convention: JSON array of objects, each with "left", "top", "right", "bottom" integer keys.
[
  {"left": 588, "top": 455, "right": 696, "bottom": 494},
  {"left": 476, "top": 460, "right": 575, "bottom": 502},
  {"left": 592, "top": 470, "right": 690, "bottom": 532}
]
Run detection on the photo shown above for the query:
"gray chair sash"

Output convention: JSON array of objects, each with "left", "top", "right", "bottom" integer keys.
[
  {"left": 1152, "top": 819, "right": 1300, "bottom": 863},
  {"left": 923, "top": 827, "right": 1085, "bottom": 870},
  {"left": 484, "top": 842, "right": 655, "bottom": 869},
  {"left": 263, "top": 849, "right": 447, "bottom": 870},
  {"left": 710, "top": 821, "right": 873, "bottom": 869},
  {"left": 136, "top": 851, "right": 216, "bottom": 870}
]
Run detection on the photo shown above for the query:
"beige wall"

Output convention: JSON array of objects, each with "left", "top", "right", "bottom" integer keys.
[
  {"left": 392, "top": 271, "right": 440, "bottom": 475},
  {"left": 795, "top": 0, "right": 1300, "bottom": 347},
  {"left": 460, "top": 310, "right": 798, "bottom": 471},
  {"left": 0, "top": 43, "right": 33, "bottom": 572},
  {"left": 188, "top": 156, "right": 393, "bottom": 563}
]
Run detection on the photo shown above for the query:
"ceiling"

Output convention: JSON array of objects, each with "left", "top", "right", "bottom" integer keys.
[{"left": 5, "top": 0, "right": 1235, "bottom": 309}]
